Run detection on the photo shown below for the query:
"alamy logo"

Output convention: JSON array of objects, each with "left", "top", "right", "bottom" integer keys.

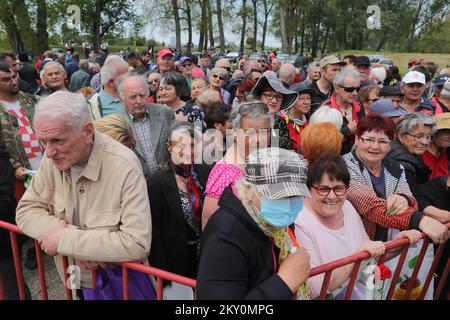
[
  {"left": 367, "top": 5, "right": 381, "bottom": 30},
  {"left": 66, "top": 5, "right": 81, "bottom": 31}
]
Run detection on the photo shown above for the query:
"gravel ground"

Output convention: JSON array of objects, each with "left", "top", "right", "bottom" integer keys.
[{"left": 21, "top": 241, "right": 66, "bottom": 300}]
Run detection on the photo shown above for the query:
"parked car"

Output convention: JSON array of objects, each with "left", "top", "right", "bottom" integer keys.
[
  {"left": 276, "top": 53, "right": 290, "bottom": 64},
  {"left": 286, "top": 54, "right": 303, "bottom": 67},
  {"left": 250, "top": 52, "right": 268, "bottom": 62},
  {"left": 51, "top": 48, "right": 65, "bottom": 56},
  {"left": 379, "top": 59, "right": 394, "bottom": 67},
  {"left": 367, "top": 54, "right": 385, "bottom": 64},
  {"left": 225, "top": 51, "right": 244, "bottom": 63}
]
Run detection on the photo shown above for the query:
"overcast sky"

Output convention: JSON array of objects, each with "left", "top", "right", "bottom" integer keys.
[
  {"left": 136, "top": 0, "right": 282, "bottom": 50},
  {"left": 144, "top": 26, "right": 282, "bottom": 50}
]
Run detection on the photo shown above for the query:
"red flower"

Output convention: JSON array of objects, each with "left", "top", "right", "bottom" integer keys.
[{"left": 377, "top": 263, "right": 392, "bottom": 280}]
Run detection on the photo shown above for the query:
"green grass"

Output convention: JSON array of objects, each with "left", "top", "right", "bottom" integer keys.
[{"left": 338, "top": 50, "right": 450, "bottom": 75}]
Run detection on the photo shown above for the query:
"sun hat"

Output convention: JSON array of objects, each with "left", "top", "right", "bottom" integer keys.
[{"left": 251, "top": 73, "right": 299, "bottom": 110}]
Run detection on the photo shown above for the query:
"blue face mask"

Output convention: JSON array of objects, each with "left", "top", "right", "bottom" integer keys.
[{"left": 259, "top": 197, "right": 304, "bottom": 228}]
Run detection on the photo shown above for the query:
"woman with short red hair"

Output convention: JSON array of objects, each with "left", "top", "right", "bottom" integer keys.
[{"left": 344, "top": 113, "right": 448, "bottom": 299}]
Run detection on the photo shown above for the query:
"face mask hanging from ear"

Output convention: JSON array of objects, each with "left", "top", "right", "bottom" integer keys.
[{"left": 259, "top": 196, "right": 304, "bottom": 228}]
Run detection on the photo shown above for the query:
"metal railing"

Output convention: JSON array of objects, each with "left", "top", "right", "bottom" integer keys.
[{"left": 0, "top": 220, "right": 448, "bottom": 300}]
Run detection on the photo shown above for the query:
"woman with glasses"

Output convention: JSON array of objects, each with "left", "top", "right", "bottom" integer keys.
[
  {"left": 208, "top": 67, "right": 231, "bottom": 105},
  {"left": 387, "top": 113, "right": 436, "bottom": 200},
  {"left": 358, "top": 84, "right": 380, "bottom": 115},
  {"left": 295, "top": 152, "right": 421, "bottom": 299},
  {"left": 146, "top": 71, "right": 161, "bottom": 103},
  {"left": 251, "top": 72, "right": 299, "bottom": 150},
  {"left": 201, "top": 101, "right": 274, "bottom": 230},
  {"left": 320, "top": 67, "right": 366, "bottom": 154},
  {"left": 344, "top": 114, "right": 448, "bottom": 299}
]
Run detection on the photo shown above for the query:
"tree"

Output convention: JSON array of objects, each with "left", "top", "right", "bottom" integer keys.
[
  {"left": 260, "top": 0, "right": 274, "bottom": 51},
  {"left": 251, "top": 0, "right": 257, "bottom": 52},
  {"left": 216, "top": 0, "right": 225, "bottom": 52},
  {"left": 55, "top": 0, "right": 138, "bottom": 52},
  {"left": 207, "top": 1, "right": 215, "bottom": 48},
  {"left": 181, "top": 0, "right": 193, "bottom": 54},
  {"left": 0, "top": 1, "right": 24, "bottom": 54},
  {"left": 36, "top": 0, "right": 49, "bottom": 53},
  {"left": 407, "top": 0, "right": 450, "bottom": 51},
  {"left": 279, "top": 0, "right": 288, "bottom": 52},
  {"left": 171, "top": 0, "right": 182, "bottom": 51},
  {"left": 240, "top": 0, "right": 248, "bottom": 52},
  {"left": 198, "top": 0, "right": 208, "bottom": 51}
]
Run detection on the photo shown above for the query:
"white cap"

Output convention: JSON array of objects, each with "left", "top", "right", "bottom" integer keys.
[{"left": 402, "top": 71, "right": 426, "bottom": 85}]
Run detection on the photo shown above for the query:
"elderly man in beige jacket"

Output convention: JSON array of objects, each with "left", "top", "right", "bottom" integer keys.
[{"left": 16, "top": 91, "right": 151, "bottom": 299}]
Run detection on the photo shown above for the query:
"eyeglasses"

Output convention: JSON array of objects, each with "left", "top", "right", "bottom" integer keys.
[
  {"left": 360, "top": 136, "right": 391, "bottom": 146},
  {"left": 238, "top": 102, "right": 269, "bottom": 116},
  {"left": 261, "top": 92, "right": 283, "bottom": 102},
  {"left": 404, "top": 133, "right": 433, "bottom": 142},
  {"left": 311, "top": 185, "right": 348, "bottom": 196},
  {"left": 212, "top": 74, "right": 225, "bottom": 81},
  {"left": 339, "top": 85, "right": 360, "bottom": 93},
  {"left": 147, "top": 79, "right": 160, "bottom": 84}
]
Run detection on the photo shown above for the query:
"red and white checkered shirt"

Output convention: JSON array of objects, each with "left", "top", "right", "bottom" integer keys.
[{"left": 5, "top": 103, "right": 42, "bottom": 161}]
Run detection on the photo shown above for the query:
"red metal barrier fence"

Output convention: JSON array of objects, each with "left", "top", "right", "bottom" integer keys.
[{"left": 0, "top": 220, "right": 448, "bottom": 300}]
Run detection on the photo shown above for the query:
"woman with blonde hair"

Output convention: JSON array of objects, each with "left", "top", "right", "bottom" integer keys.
[{"left": 94, "top": 113, "right": 148, "bottom": 177}]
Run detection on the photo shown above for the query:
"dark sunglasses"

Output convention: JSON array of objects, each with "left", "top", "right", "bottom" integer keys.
[
  {"left": 238, "top": 102, "right": 269, "bottom": 116},
  {"left": 212, "top": 74, "right": 225, "bottom": 81},
  {"left": 339, "top": 85, "right": 360, "bottom": 93}
]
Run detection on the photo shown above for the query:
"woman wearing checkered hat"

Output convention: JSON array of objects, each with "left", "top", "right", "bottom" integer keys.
[{"left": 197, "top": 147, "right": 311, "bottom": 300}]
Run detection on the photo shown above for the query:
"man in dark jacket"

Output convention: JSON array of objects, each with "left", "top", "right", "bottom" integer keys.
[
  {"left": 320, "top": 67, "right": 365, "bottom": 154},
  {"left": 196, "top": 148, "right": 310, "bottom": 300},
  {"left": 0, "top": 144, "right": 31, "bottom": 299}
]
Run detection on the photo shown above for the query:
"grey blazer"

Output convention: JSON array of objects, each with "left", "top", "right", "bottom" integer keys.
[{"left": 122, "top": 103, "right": 175, "bottom": 167}]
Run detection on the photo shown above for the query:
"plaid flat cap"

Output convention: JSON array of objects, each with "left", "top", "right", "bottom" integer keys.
[{"left": 245, "top": 148, "right": 310, "bottom": 200}]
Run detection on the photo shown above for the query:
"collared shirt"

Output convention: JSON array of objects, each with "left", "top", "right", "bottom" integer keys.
[
  {"left": 99, "top": 87, "right": 125, "bottom": 116},
  {"left": 16, "top": 131, "right": 151, "bottom": 290},
  {"left": 129, "top": 112, "right": 158, "bottom": 174}
]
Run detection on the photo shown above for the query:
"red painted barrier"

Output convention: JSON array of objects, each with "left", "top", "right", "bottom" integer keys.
[{"left": 0, "top": 220, "right": 447, "bottom": 300}]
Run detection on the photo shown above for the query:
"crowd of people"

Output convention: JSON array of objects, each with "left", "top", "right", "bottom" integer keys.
[{"left": 0, "top": 42, "right": 449, "bottom": 300}]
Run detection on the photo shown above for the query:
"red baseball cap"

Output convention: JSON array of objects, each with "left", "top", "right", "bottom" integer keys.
[{"left": 158, "top": 48, "right": 173, "bottom": 58}]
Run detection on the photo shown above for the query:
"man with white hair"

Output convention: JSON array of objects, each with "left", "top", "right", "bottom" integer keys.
[
  {"left": 87, "top": 55, "right": 129, "bottom": 119},
  {"left": 302, "top": 61, "right": 321, "bottom": 87},
  {"left": 215, "top": 58, "right": 232, "bottom": 76},
  {"left": 35, "top": 61, "right": 68, "bottom": 96},
  {"left": 271, "top": 58, "right": 281, "bottom": 74},
  {"left": 119, "top": 75, "right": 174, "bottom": 175},
  {"left": 68, "top": 59, "right": 91, "bottom": 91},
  {"left": 279, "top": 63, "right": 296, "bottom": 88},
  {"left": 16, "top": 91, "right": 151, "bottom": 299},
  {"left": 320, "top": 67, "right": 365, "bottom": 154}
]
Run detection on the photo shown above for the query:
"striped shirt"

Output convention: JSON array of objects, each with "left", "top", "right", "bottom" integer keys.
[{"left": 129, "top": 112, "right": 158, "bottom": 174}]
